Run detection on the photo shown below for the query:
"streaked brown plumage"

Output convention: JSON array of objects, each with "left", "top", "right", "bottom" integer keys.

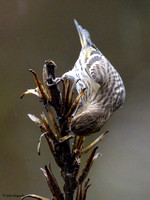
[{"left": 63, "top": 19, "right": 126, "bottom": 136}]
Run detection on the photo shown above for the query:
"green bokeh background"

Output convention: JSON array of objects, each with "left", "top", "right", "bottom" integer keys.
[{"left": 0, "top": 1, "right": 149, "bottom": 200}]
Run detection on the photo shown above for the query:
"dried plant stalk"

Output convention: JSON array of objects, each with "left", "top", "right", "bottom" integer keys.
[{"left": 21, "top": 60, "right": 108, "bottom": 200}]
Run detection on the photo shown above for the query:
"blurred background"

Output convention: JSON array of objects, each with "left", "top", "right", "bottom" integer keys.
[{"left": 0, "top": 1, "right": 149, "bottom": 200}]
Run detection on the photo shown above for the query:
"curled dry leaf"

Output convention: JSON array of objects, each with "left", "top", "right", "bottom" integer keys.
[
  {"left": 20, "top": 88, "right": 40, "bottom": 99},
  {"left": 93, "top": 152, "right": 102, "bottom": 160},
  {"left": 21, "top": 194, "right": 50, "bottom": 200},
  {"left": 37, "top": 132, "right": 47, "bottom": 155}
]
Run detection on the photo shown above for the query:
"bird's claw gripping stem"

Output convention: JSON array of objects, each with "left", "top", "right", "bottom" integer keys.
[{"left": 47, "top": 77, "right": 63, "bottom": 87}]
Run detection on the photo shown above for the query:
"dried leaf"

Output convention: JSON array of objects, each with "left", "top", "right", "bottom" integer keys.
[
  {"left": 41, "top": 113, "right": 57, "bottom": 142},
  {"left": 47, "top": 105, "right": 60, "bottom": 137},
  {"left": 40, "top": 167, "right": 48, "bottom": 179},
  {"left": 65, "top": 88, "right": 86, "bottom": 119},
  {"left": 43, "top": 63, "right": 53, "bottom": 101},
  {"left": 20, "top": 88, "right": 40, "bottom": 99},
  {"left": 21, "top": 194, "right": 50, "bottom": 200},
  {"left": 93, "top": 152, "right": 102, "bottom": 160},
  {"left": 44, "top": 164, "right": 64, "bottom": 200},
  {"left": 28, "top": 114, "right": 46, "bottom": 132},
  {"left": 75, "top": 184, "right": 80, "bottom": 200},
  {"left": 29, "top": 69, "right": 48, "bottom": 100},
  {"left": 37, "top": 132, "right": 47, "bottom": 155},
  {"left": 73, "top": 135, "right": 85, "bottom": 154},
  {"left": 28, "top": 114, "right": 41, "bottom": 124},
  {"left": 78, "top": 147, "right": 98, "bottom": 185},
  {"left": 81, "top": 131, "right": 109, "bottom": 154},
  {"left": 59, "top": 135, "right": 74, "bottom": 143},
  {"left": 82, "top": 179, "right": 91, "bottom": 200}
]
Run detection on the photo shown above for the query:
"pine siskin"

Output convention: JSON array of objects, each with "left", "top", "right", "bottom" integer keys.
[{"left": 63, "top": 19, "right": 126, "bottom": 136}]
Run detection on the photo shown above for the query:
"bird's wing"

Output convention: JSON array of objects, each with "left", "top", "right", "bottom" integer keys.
[{"left": 85, "top": 47, "right": 108, "bottom": 86}]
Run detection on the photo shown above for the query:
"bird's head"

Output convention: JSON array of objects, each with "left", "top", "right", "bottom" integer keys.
[{"left": 70, "top": 104, "right": 101, "bottom": 136}]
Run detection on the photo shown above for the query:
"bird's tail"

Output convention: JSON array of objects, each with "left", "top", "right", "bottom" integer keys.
[{"left": 74, "top": 19, "right": 95, "bottom": 48}]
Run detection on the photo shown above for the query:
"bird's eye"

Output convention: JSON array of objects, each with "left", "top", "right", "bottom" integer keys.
[
  {"left": 75, "top": 125, "right": 79, "bottom": 130},
  {"left": 73, "top": 124, "right": 80, "bottom": 131}
]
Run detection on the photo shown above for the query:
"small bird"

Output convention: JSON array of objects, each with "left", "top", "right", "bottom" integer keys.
[{"left": 63, "top": 19, "right": 126, "bottom": 136}]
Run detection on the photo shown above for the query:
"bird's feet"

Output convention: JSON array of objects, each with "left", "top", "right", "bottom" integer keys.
[{"left": 47, "top": 77, "right": 63, "bottom": 87}]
